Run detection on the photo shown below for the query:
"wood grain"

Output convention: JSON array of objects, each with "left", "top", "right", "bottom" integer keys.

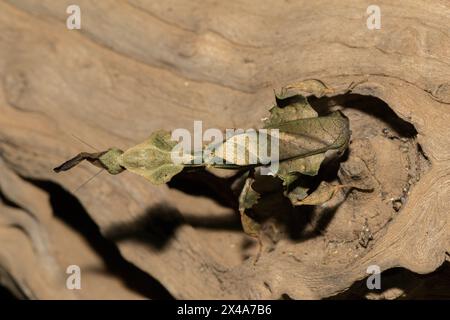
[{"left": 0, "top": 0, "right": 449, "bottom": 299}]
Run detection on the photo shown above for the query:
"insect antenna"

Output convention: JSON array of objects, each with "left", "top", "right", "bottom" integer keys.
[
  {"left": 64, "top": 133, "right": 105, "bottom": 193},
  {"left": 72, "top": 169, "right": 104, "bottom": 194},
  {"left": 70, "top": 133, "right": 99, "bottom": 151}
]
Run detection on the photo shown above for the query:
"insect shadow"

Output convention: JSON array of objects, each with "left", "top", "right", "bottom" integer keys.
[
  {"left": 103, "top": 158, "right": 350, "bottom": 250},
  {"left": 103, "top": 202, "right": 243, "bottom": 251},
  {"left": 103, "top": 168, "right": 244, "bottom": 251}
]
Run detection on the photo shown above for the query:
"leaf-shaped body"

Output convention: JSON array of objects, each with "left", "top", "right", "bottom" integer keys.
[
  {"left": 269, "top": 111, "right": 350, "bottom": 160},
  {"left": 210, "top": 129, "right": 278, "bottom": 166},
  {"left": 238, "top": 177, "right": 261, "bottom": 237},
  {"left": 292, "top": 181, "right": 342, "bottom": 206},
  {"left": 264, "top": 92, "right": 350, "bottom": 185},
  {"left": 277, "top": 153, "right": 325, "bottom": 186},
  {"left": 265, "top": 94, "right": 317, "bottom": 126},
  {"left": 118, "top": 130, "right": 184, "bottom": 184}
]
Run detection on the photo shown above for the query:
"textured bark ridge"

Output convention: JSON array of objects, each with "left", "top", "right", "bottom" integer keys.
[{"left": 0, "top": 1, "right": 449, "bottom": 299}]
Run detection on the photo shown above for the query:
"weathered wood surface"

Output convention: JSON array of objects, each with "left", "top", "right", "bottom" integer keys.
[{"left": 0, "top": 0, "right": 449, "bottom": 299}]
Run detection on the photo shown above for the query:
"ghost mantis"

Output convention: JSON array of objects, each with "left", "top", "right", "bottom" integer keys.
[{"left": 55, "top": 81, "right": 367, "bottom": 259}]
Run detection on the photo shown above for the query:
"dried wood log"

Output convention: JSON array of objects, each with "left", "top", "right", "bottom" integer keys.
[{"left": 0, "top": 0, "right": 449, "bottom": 299}]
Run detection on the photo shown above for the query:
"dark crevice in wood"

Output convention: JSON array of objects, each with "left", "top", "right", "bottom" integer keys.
[
  {"left": 309, "top": 93, "right": 418, "bottom": 138},
  {"left": 0, "top": 283, "right": 18, "bottom": 300},
  {"left": 329, "top": 261, "right": 450, "bottom": 300},
  {"left": 0, "top": 189, "right": 21, "bottom": 209}
]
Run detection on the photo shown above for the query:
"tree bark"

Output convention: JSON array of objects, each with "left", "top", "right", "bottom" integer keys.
[{"left": 0, "top": 0, "right": 449, "bottom": 299}]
